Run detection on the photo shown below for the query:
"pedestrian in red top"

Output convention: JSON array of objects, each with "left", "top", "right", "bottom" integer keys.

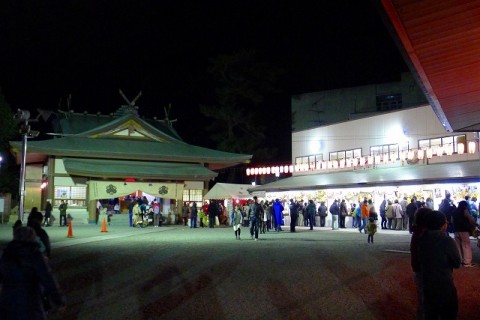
[{"left": 358, "top": 200, "right": 369, "bottom": 234}]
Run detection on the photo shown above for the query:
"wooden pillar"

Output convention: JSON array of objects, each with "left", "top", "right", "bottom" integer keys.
[
  {"left": 86, "top": 181, "right": 97, "bottom": 224},
  {"left": 87, "top": 199, "right": 97, "bottom": 224}
]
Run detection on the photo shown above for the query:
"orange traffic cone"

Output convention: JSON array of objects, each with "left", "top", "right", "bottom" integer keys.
[
  {"left": 101, "top": 217, "right": 108, "bottom": 233},
  {"left": 67, "top": 222, "right": 74, "bottom": 238}
]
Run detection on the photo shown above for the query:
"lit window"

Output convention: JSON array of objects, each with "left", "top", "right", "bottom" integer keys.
[{"left": 54, "top": 186, "right": 86, "bottom": 207}]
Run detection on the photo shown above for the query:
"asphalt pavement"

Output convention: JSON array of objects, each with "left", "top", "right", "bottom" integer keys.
[{"left": 0, "top": 215, "right": 479, "bottom": 320}]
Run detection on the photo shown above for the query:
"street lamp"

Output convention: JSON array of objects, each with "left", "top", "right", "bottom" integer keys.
[{"left": 14, "top": 109, "right": 39, "bottom": 222}]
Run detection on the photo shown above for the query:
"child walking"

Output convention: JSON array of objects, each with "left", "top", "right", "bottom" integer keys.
[
  {"left": 367, "top": 217, "right": 377, "bottom": 243},
  {"left": 232, "top": 204, "right": 243, "bottom": 240}
]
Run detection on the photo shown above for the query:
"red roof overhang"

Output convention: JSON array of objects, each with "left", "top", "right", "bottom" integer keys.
[{"left": 380, "top": 0, "right": 480, "bottom": 131}]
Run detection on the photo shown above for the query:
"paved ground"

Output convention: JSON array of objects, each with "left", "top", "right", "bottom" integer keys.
[{"left": 1, "top": 216, "right": 479, "bottom": 320}]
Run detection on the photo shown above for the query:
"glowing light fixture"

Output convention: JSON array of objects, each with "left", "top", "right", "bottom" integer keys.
[
  {"left": 458, "top": 143, "right": 465, "bottom": 154},
  {"left": 436, "top": 146, "right": 443, "bottom": 157},
  {"left": 407, "top": 150, "right": 414, "bottom": 160},
  {"left": 468, "top": 141, "right": 476, "bottom": 154},
  {"left": 445, "top": 144, "right": 453, "bottom": 156},
  {"left": 417, "top": 149, "right": 424, "bottom": 160},
  {"left": 426, "top": 148, "right": 433, "bottom": 159}
]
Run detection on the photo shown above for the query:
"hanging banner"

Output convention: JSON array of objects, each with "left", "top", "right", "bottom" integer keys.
[{"left": 88, "top": 181, "right": 183, "bottom": 200}]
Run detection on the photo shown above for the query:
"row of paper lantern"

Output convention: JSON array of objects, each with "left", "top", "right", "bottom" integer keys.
[{"left": 246, "top": 142, "right": 477, "bottom": 176}]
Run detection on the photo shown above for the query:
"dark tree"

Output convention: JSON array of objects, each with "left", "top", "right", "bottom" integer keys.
[
  {"left": 200, "top": 49, "right": 281, "bottom": 161},
  {"left": 0, "top": 92, "right": 19, "bottom": 195}
]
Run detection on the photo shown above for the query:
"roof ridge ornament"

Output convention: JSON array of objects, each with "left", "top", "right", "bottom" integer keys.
[
  {"left": 116, "top": 89, "right": 142, "bottom": 116},
  {"left": 155, "top": 104, "right": 178, "bottom": 128}
]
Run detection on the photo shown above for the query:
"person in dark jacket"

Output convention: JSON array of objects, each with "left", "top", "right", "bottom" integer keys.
[
  {"left": 406, "top": 198, "right": 418, "bottom": 234},
  {"left": 419, "top": 211, "right": 461, "bottom": 320},
  {"left": 190, "top": 202, "right": 198, "bottom": 228},
  {"left": 409, "top": 207, "right": 432, "bottom": 320},
  {"left": 452, "top": 200, "right": 478, "bottom": 267},
  {"left": 438, "top": 193, "right": 456, "bottom": 233},
  {"left": 249, "top": 196, "right": 264, "bottom": 240},
  {"left": 27, "top": 208, "right": 51, "bottom": 258},
  {"left": 289, "top": 199, "right": 299, "bottom": 232},
  {"left": 43, "top": 201, "right": 52, "bottom": 227},
  {"left": 339, "top": 199, "right": 348, "bottom": 228},
  {"left": 330, "top": 199, "right": 340, "bottom": 230},
  {"left": 0, "top": 226, "right": 66, "bottom": 319},
  {"left": 58, "top": 200, "right": 68, "bottom": 227},
  {"left": 207, "top": 200, "right": 218, "bottom": 228},
  {"left": 379, "top": 199, "right": 387, "bottom": 229},
  {"left": 306, "top": 200, "right": 316, "bottom": 230},
  {"left": 318, "top": 202, "right": 327, "bottom": 227}
]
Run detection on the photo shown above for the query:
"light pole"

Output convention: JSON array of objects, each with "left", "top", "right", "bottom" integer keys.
[{"left": 14, "top": 109, "right": 39, "bottom": 222}]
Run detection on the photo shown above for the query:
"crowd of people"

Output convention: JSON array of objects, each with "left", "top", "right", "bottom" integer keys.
[
  {"left": 126, "top": 196, "right": 163, "bottom": 228},
  {"left": 2, "top": 191, "right": 478, "bottom": 318}
]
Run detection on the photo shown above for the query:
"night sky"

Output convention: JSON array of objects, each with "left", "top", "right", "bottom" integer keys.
[{"left": 0, "top": 0, "right": 407, "bottom": 161}]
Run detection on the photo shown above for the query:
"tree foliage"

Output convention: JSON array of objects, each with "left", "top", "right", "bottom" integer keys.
[
  {"left": 0, "top": 93, "right": 16, "bottom": 151},
  {"left": 0, "top": 92, "right": 19, "bottom": 195},
  {"left": 200, "top": 49, "right": 281, "bottom": 160}
]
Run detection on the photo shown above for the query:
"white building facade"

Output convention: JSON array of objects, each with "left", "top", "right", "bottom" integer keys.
[{"left": 251, "top": 105, "right": 480, "bottom": 227}]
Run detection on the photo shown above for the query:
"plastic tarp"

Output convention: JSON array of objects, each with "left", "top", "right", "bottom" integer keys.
[{"left": 203, "top": 183, "right": 255, "bottom": 200}]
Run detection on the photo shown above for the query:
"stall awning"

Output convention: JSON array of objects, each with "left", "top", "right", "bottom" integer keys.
[
  {"left": 249, "top": 161, "right": 480, "bottom": 193},
  {"left": 204, "top": 183, "right": 255, "bottom": 200},
  {"left": 63, "top": 158, "right": 217, "bottom": 180}
]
